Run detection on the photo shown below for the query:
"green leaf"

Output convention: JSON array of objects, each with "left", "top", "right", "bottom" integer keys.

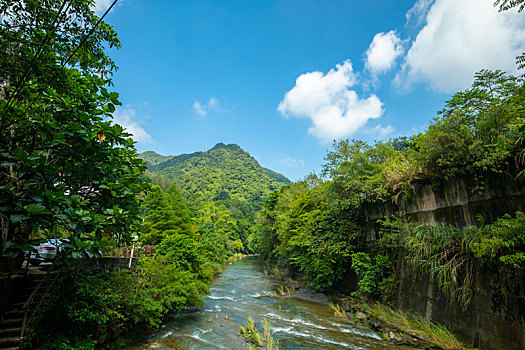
[
  {"left": 25, "top": 203, "right": 51, "bottom": 215},
  {"left": 10, "top": 214, "right": 29, "bottom": 223}
]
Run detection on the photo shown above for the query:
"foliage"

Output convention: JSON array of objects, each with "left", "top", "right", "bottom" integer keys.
[
  {"left": 136, "top": 254, "right": 209, "bottom": 325},
  {"left": 350, "top": 252, "right": 395, "bottom": 300},
  {"left": 467, "top": 211, "right": 525, "bottom": 268},
  {"left": 405, "top": 223, "right": 475, "bottom": 309},
  {"left": 194, "top": 201, "right": 241, "bottom": 262},
  {"left": 412, "top": 70, "right": 523, "bottom": 181},
  {"left": 238, "top": 316, "right": 263, "bottom": 347},
  {"left": 363, "top": 303, "right": 465, "bottom": 350},
  {"left": 144, "top": 143, "right": 290, "bottom": 207},
  {"left": 262, "top": 318, "right": 280, "bottom": 350},
  {"left": 140, "top": 143, "right": 291, "bottom": 254},
  {"left": 156, "top": 233, "right": 203, "bottom": 273},
  {"left": 30, "top": 254, "right": 210, "bottom": 348},
  {"left": 0, "top": 0, "right": 146, "bottom": 255},
  {"left": 255, "top": 177, "right": 361, "bottom": 289},
  {"left": 329, "top": 303, "right": 347, "bottom": 318},
  {"left": 323, "top": 139, "right": 398, "bottom": 204},
  {"left": 255, "top": 70, "right": 524, "bottom": 301},
  {"left": 141, "top": 185, "right": 194, "bottom": 245},
  {"left": 140, "top": 170, "right": 173, "bottom": 191},
  {"left": 380, "top": 212, "right": 525, "bottom": 310},
  {"left": 138, "top": 151, "right": 174, "bottom": 166}
]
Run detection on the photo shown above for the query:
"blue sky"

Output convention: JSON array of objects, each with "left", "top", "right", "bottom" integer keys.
[{"left": 96, "top": 0, "right": 525, "bottom": 181}]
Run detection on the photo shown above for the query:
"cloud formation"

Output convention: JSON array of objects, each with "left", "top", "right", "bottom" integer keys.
[
  {"left": 279, "top": 157, "right": 305, "bottom": 168},
  {"left": 365, "top": 31, "right": 404, "bottom": 75},
  {"left": 278, "top": 60, "right": 383, "bottom": 143},
  {"left": 405, "top": 0, "right": 434, "bottom": 27},
  {"left": 395, "top": 0, "right": 525, "bottom": 92},
  {"left": 112, "top": 107, "right": 153, "bottom": 144},
  {"left": 364, "top": 124, "right": 395, "bottom": 138},
  {"left": 92, "top": 0, "right": 118, "bottom": 16},
  {"left": 193, "top": 97, "right": 220, "bottom": 116}
]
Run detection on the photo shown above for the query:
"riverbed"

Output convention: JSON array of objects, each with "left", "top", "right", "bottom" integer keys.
[{"left": 127, "top": 256, "right": 412, "bottom": 349}]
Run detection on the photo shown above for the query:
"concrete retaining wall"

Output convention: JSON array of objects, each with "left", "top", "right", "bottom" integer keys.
[{"left": 358, "top": 173, "right": 525, "bottom": 349}]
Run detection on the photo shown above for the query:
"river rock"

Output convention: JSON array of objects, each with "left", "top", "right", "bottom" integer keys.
[{"left": 356, "top": 311, "right": 367, "bottom": 320}]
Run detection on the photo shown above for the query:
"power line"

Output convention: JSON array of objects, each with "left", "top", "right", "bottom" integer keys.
[
  {"left": 2, "top": 0, "right": 119, "bottom": 119},
  {"left": 1, "top": 0, "right": 70, "bottom": 112},
  {"left": 61, "top": 0, "right": 119, "bottom": 69}
]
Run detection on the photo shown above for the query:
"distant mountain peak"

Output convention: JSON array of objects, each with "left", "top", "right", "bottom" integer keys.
[
  {"left": 141, "top": 150, "right": 163, "bottom": 156},
  {"left": 140, "top": 143, "right": 291, "bottom": 209},
  {"left": 209, "top": 142, "right": 242, "bottom": 152}
]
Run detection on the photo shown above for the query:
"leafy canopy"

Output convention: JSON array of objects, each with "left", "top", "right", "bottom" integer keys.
[{"left": 0, "top": 0, "right": 146, "bottom": 255}]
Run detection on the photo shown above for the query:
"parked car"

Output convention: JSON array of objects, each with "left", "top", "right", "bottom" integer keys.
[
  {"left": 28, "top": 239, "right": 102, "bottom": 265},
  {"left": 28, "top": 239, "right": 65, "bottom": 265}
]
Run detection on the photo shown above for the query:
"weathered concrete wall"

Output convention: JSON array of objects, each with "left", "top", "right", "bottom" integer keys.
[
  {"left": 363, "top": 173, "right": 525, "bottom": 245},
  {"left": 396, "top": 259, "right": 525, "bottom": 349},
  {"left": 359, "top": 173, "right": 525, "bottom": 350}
]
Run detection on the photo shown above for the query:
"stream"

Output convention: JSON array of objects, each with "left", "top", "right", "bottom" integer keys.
[{"left": 127, "top": 256, "right": 411, "bottom": 349}]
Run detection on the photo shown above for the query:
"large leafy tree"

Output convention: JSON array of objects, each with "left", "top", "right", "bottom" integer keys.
[
  {"left": 0, "top": 0, "right": 146, "bottom": 255},
  {"left": 413, "top": 70, "right": 523, "bottom": 179}
]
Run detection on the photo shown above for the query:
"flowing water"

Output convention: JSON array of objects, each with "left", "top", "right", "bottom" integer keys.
[{"left": 128, "top": 256, "right": 411, "bottom": 350}]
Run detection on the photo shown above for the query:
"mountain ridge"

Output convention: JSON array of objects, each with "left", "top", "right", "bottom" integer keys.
[{"left": 139, "top": 143, "right": 291, "bottom": 206}]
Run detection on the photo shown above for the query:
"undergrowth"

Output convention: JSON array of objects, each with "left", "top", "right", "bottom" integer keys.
[{"left": 364, "top": 303, "right": 468, "bottom": 350}]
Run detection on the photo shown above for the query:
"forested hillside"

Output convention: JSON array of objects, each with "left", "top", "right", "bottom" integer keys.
[{"left": 140, "top": 143, "right": 291, "bottom": 252}]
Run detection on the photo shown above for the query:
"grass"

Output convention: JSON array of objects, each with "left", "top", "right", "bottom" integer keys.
[
  {"left": 276, "top": 285, "right": 294, "bottom": 297},
  {"left": 271, "top": 267, "right": 285, "bottom": 278},
  {"left": 239, "top": 317, "right": 280, "bottom": 349},
  {"left": 238, "top": 316, "right": 263, "bottom": 347},
  {"left": 277, "top": 285, "right": 286, "bottom": 296},
  {"left": 363, "top": 303, "right": 467, "bottom": 350},
  {"left": 262, "top": 318, "right": 279, "bottom": 350},
  {"left": 329, "top": 303, "right": 347, "bottom": 318},
  {"left": 405, "top": 223, "right": 475, "bottom": 309}
]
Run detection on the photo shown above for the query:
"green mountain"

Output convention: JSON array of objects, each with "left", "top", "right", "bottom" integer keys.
[
  {"left": 141, "top": 143, "right": 291, "bottom": 205},
  {"left": 139, "top": 143, "right": 291, "bottom": 252},
  {"left": 139, "top": 151, "right": 174, "bottom": 166}
]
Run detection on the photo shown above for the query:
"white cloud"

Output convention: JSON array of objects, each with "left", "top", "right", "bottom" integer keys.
[
  {"left": 395, "top": 0, "right": 525, "bottom": 92},
  {"left": 208, "top": 96, "right": 219, "bottom": 108},
  {"left": 279, "top": 157, "right": 305, "bottom": 168},
  {"left": 405, "top": 0, "right": 434, "bottom": 27},
  {"left": 112, "top": 107, "right": 153, "bottom": 144},
  {"left": 92, "top": 0, "right": 118, "bottom": 16},
  {"left": 278, "top": 60, "right": 384, "bottom": 143},
  {"left": 192, "top": 97, "right": 220, "bottom": 116},
  {"left": 192, "top": 101, "right": 207, "bottom": 116},
  {"left": 364, "top": 124, "right": 395, "bottom": 138},
  {"left": 365, "top": 31, "right": 404, "bottom": 75}
]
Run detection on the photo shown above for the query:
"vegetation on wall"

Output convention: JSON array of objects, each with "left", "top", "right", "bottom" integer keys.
[{"left": 254, "top": 70, "right": 525, "bottom": 303}]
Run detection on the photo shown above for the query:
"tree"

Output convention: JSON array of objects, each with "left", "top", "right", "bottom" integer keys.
[
  {"left": 0, "top": 0, "right": 146, "bottom": 256},
  {"left": 196, "top": 202, "right": 239, "bottom": 262},
  {"left": 413, "top": 70, "right": 522, "bottom": 179},
  {"left": 141, "top": 185, "right": 194, "bottom": 245},
  {"left": 494, "top": 0, "right": 525, "bottom": 13}
]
